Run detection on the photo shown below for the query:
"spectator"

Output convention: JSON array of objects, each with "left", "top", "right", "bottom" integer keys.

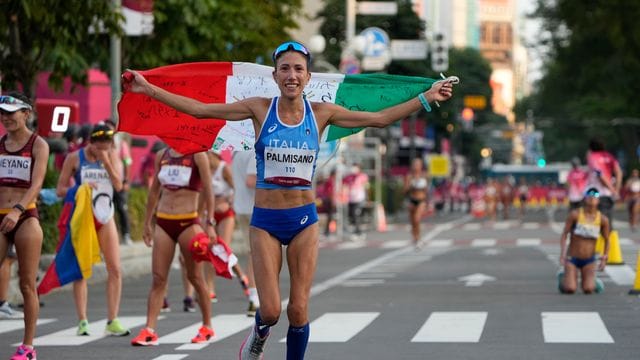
[
  {"left": 624, "top": 169, "right": 640, "bottom": 231},
  {"left": 105, "top": 119, "right": 133, "bottom": 245},
  {"left": 585, "top": 137, "right": 622, "bottom": 228},
  {"left": 343, "top": 163, "right": 369, "bottom": 240},
  {"left": 567, "top": 157, "right": 589, "bottom": 210}
]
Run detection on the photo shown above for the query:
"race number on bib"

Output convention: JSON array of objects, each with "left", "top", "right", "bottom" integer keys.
[
  {"left": 264, "top": 147, "right": 315, "bottom": 186},
  {"left": 158, "top": 165, "right": 193, "bottom": 188},
  {"left": 0, "top": 155, "right": 31, "bottom": 181}
]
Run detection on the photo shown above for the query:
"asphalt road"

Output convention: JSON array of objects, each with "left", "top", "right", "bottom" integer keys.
[{"left": 2, "top": 207, "right": 640, "bottom": 359}]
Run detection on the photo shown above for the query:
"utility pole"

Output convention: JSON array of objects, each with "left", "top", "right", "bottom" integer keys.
[{"left": 110, "top": 0, "right": 122, "bottom": 122}]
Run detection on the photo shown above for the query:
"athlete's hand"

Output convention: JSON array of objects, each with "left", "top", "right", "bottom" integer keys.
[
  {"left": 425, "top": 79, "right": 454, "bottom": 103},
  {"left": 559, "top": 254, "right": 566, "bottom": 266},
  {"left": 598, "top": 255, "right": 607, "bottom": 271},
  {"left": 122, "top": 70, "right": 151, "bottom": 95},
  {"left": 96, "top": 149, "right": 111, "bottom": 165},
  {"left": 206, "top": 225, "right": 218, "bottom": 245},
  {"left": 142, "top": 223, "right": 154, "bottom": 247},
  {"left": 0, "top": 209, "right": 20, "bottom": 234}
]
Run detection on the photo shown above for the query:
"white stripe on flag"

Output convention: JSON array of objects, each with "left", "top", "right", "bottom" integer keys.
[
  {"left": 411, "top": 312, "right": 487, "bottom": 343},
  {"left": 542, "top": 312, "right": 614, "bottom": 343},
  {"left": 159, "top": 314, "right": 254, "bottom": 344},
  {"left": 32, "top": 316, "right": 147, "bottom": 346},
  {"left": 279, "top": 312, "right": 379, "bottom": 343},
  {"left": 1, "top": 319, "right": 55, "bottom": 335}
]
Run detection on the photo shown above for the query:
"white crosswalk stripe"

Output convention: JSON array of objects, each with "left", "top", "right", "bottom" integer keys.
[
  {"left": 541, "top": 312, "right": 614, "bottom": 343},
  {"left": 279, "top": 312, "right": 379, "bottom": 343},
  {"left": 4, "top": 310, "right": 621, "bottom": 347},
  {"left": 30, "top": 316, "right": 147, "bottom": 346},
  {"left": 158, "top": 314, "right": 254, "bottom": 344},
  {"left": 0, "top": 318, "right": 56, "bottom": 335},
  {"left": 412, "top": 312, "right": 487, "bottom": 343}
]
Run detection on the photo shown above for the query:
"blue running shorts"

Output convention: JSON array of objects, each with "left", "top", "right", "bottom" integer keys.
[{"left": 250, "top": 203, "right": 318, "bottom": 245}]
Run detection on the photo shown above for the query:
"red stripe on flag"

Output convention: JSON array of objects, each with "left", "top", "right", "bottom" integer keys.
[{"left": 118, "top": 62, "right": 233, "bottom": 155}]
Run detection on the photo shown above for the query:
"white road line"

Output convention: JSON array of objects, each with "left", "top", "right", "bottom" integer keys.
[
  {"left": 604, "top": 265, "right": 636, "bottom": 285},
  {"left": 426, "top": 239, "right": 453, "bottom": 248},
  {"left": 159, "top": 314, "right": 254, "bottom": 344},
  {"left": 463, "top": 223, "right": 482, "bottom": 231},
  {"left": 279, "top": 312, "right": 379, "bottom": 343},
  {"left": 471, "top": 239, "right": 497, "bottom": 247},
  {"left": 0, "top": 319, "right": 56, "bottom": 335},
  {"left": 341, "top": 279, "right": 386, "bottom": 287},
  {"left": 522, "top": 222, "right": 540, "bottom": 229},
  {"left": 516, "top": 238, "right": 542, "bottom": 247},
  {"left": 492, "top": 221, "right": 512, "bottom": 230},
  {"left": 175, "top": 343, "right": 208, "bottom": 350},
  {"left": 151, "top": 355, "right": 189, "bottom": 360},
  {"left": 335, "top": 241, "right": 366, "bottom": 250},
  {"left": 411, "top": 312, "right": 487, "bottom": 343},
  {"left": 31, "top": 316, "right": 147, "bottom": 346},
  {"left": 541, "top": 312, "right": 614, "bottom": 343},
  {"left": 619, "top": 237, "right": 634, "bottom": 246},
  {"left": 381, "top": 240, "right": 411, "bottom": 248}
]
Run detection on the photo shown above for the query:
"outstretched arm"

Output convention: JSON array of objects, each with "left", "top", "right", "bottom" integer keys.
[
  {"left": 122, "top": 70, "right": 262, "bottom": 122},
  {"left": 317, "top": 80, "right": 454, "bottom": 132}
]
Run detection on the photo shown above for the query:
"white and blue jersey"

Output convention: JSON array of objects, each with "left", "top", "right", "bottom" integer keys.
[{"left": 255, "top": 96, "right": 319, "bottom": 190}]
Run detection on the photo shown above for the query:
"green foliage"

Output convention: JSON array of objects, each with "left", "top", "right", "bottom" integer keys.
[
  {"left": 525, "top": 0, "right": 640, "bottom": 168},
  {"left": 127, "top": 186, "right": 148, "bottom": 241},
  {"left": 40, "top": 200, "right": 63, "bottom": 254},
  {"left": 0, "top": 0, "right": 123, "bottom": 97},
  {"left": 122, "top": 0, "right": 303, "bottom": 69}
]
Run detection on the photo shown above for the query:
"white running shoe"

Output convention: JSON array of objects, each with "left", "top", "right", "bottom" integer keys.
[
  {"left": 0, "top": 301, "right": 23, "bottom": 319},
  {"left": 239, "top": 326, "right": 269, "bottom": 360}
]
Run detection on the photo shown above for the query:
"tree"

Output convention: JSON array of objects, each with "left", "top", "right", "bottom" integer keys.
[
  {"left": 0, "top": 1, "right": 123, "bottom": 97},
  {"left": 524, "top": 0, "right": 640, "bottom": 168},
  {"left": 122, "top": 0, "right": 303, "bottom": 69}
]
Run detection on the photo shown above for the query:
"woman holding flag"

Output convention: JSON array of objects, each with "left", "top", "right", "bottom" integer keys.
[
  {"left": 130, "top": 147, "right": 218, "bottom": 346},
  {"left": 56, "top": 124, "right": 130, "bottom": 337},
  {"left": 0, "top": 92, "right": 49, "bottom": 360},
  {"left": 123, "top": 40, "right": 454, "bottom": 360}
]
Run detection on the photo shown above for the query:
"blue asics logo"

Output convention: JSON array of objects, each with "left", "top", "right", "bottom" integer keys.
[
  {"left": 268, "top": 124, "right": 278, "bottom": 133},
  {"left": 300, "top": 215, "right": 308, "bottom": 225}
]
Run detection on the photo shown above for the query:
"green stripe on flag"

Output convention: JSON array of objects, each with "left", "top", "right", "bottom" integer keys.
[{"left": 327, "top": 73, "right": 437, "bottom": 141}]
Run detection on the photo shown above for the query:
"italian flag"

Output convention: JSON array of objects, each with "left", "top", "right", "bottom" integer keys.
[{"left": 118, "top": 62, "right": 437, "bottom": 155}]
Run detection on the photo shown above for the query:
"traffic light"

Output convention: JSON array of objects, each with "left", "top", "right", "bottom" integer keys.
[{"left": 431, "top": 32, "right": 448, "bottom": 72}]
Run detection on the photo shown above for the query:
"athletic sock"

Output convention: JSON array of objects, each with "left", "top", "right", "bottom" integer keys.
[
  {"left": 286, "top": 323, "right": 310, "bottom": 360},
  {"left": 255, "top": 310, "right": 272, "bottom": 338}
]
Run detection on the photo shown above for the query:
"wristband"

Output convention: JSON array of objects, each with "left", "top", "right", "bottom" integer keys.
[
  {"left": 418, "top": 93, "right": 432, "bottom": 112},
  {"left": 13, "top": 204, "right": 25, "bottom": 214}
]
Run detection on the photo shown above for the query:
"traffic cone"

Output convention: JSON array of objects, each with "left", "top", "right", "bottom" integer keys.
[
  {"left": 628, "top": 251, "right": 640, "bottom": 295},
  {"left": 606, "top": 230, "right": 624, "bottom": 265},
  {"left": 376, "top": 203, "right": 387, "bottom": 232}
]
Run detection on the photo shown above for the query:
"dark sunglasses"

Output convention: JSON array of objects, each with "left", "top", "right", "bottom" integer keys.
[{"left": 272, "top": 41, "right": 311, "bottom": 63}]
